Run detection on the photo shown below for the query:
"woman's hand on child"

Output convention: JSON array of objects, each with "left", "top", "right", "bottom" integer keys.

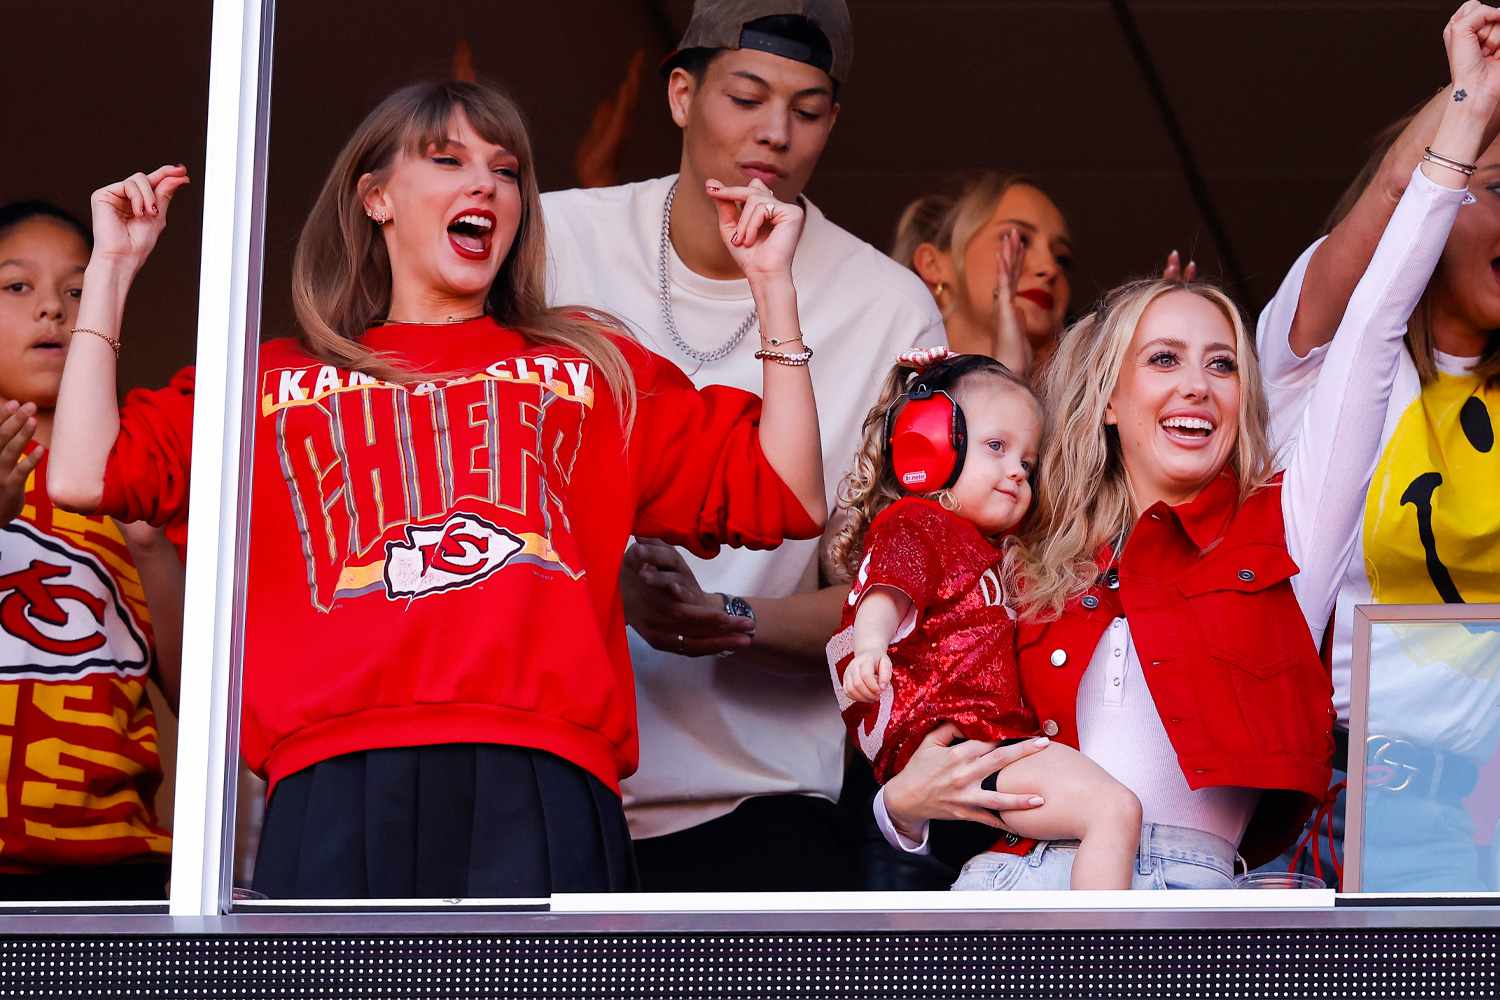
[
  {"left": 706, "top": 178, "right": 805, "bottom": 285},
  {"left": 89, "top": 165, "right": 190, "bottom": 275},
  {"left": 844, "top": 649, "right": 892, "bottom": 703},
  {"left": 882, "top": 722, "right": 1050, "bottom": 840},
  {"left": 0, "top": 400, "right": 43, "bottom": 525}
]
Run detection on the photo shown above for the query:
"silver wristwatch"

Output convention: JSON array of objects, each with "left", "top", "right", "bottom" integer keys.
[{"left": 719, "top": 593, "right": 757, "bottom": 653}]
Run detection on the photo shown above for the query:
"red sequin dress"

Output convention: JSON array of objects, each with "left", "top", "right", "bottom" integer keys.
[{"left": 827, "top": 497, "right": 1038, "bottom": 783}]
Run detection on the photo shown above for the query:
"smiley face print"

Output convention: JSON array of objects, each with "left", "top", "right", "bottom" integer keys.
[{"left": 1364, "top": 371, "right": 1500, "bottom": 605}]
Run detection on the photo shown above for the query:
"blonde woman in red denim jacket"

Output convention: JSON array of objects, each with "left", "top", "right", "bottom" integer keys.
[{"left": 869, "top": 5, "right": 1498, "bottom": 887}]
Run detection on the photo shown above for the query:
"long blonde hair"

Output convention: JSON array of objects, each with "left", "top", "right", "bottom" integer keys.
[
  {"left": 291, "top": 80, "right": 636, "bottom": 424},
  {"left": 830, "top": 355, "right": 1038, "bottom": 578},
  {"left": 1010, "top": 279, "right": 1275, "bottom": 620},
  {"left": 1326, "top": 103, "right": 1500, "bottom": 389}
]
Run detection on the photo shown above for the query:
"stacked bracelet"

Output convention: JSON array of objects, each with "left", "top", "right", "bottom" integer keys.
[
  {"left": 1423, "top": 146, "right": 1477, "bottom": 177},
  {"left": 755, "top": 345, "right": 815, "bottom": 367},
  {"left": 73, "top": 327, "right": 122, "bottom": 357}
]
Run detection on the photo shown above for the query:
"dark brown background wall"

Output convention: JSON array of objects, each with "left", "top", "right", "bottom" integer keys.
[{"left": 1, "top": 0, "right": 1458, "bottom": 393}]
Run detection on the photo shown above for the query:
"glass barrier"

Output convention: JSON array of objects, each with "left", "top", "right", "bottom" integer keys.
[{"left": 1347, "top": 605, "right": 1500, "bottom": 893}]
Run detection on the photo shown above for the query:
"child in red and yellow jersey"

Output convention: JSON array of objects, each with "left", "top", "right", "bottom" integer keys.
[{"left": 0, "top": 201, "right": 173, "bottom": 900}]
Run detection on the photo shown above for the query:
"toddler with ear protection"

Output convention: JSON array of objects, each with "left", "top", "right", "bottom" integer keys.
[{"left": 827, "top": 349, "right": 1141, "bottom": 890}]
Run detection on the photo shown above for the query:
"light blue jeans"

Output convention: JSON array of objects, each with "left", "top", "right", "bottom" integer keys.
[{"left": 951, "top": 822, "right": 1239, "bottom": 891}]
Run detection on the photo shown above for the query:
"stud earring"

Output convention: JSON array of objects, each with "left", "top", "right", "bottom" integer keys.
[
  {"left": 368, "top": 208, "right": 390, "bottom": 224},
  {"left": 934, "top": 282, "right": 947, "bottom": 299}
]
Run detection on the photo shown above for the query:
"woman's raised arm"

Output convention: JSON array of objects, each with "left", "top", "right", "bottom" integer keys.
[
  {"left": 1281, "top": 12, "right": 1499, "bottom": 629},
  {"left": 1288, "top": 2, "right": 1500, "bottom": 358},
  {"left": 49, "top": 165, "right": 188, "bottom": 511},
  {"left": 706, "top": 178, "right": 825, "bottom": 526}
]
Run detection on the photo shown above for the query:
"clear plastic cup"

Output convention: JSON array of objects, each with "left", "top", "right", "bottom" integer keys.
[{"left": 1232, "top": 871, "right": 1327, "bottom": 890}]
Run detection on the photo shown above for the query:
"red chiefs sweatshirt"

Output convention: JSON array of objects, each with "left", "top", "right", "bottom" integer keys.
[{"left": 98, "top": 318, "right": 819, "bottom": 794}]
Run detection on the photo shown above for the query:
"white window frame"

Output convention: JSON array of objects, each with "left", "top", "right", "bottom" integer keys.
[
  {"left": 167, "top": 0, "right": 272, "bottom": 917},
  {"left": 157, "top": 0, "right": 1497, "bottom": 920}
]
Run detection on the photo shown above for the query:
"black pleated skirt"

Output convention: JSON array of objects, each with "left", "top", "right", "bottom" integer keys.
[{"left": 250, "top": 744, "right": 637, "bottom": 899}]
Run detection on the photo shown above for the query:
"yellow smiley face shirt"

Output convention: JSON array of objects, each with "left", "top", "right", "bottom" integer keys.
[
  {"left": 1365, "top": 356, "right": 1500, "bottom": 606},
  {"left": 1355, "top": 350, "right": 1500, "bottom": 757}
]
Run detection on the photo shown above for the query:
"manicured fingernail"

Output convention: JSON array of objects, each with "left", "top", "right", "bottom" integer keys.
[
  {"left": 1029, "top": 796, "right": 1046, "bottom": 806},
  {"left": 1033, "top": 737, "right": 1049, "bottom": 747}
]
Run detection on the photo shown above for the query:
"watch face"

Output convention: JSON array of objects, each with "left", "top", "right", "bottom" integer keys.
[{"left": 726, "top": 596, "right": 754, "bottom": 619}]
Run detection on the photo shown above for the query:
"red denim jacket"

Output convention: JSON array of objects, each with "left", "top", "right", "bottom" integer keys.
[{"left": 1016, "top": 474, "right": 1336, "bottom": 867}]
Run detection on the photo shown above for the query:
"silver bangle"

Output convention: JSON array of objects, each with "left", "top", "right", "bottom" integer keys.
[{"left": 1423, "top": 146, "right": 1477, "bottom": 177}]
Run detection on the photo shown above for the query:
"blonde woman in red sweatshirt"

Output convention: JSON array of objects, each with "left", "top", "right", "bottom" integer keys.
[{"left": 48, "top": 80, "right": 824, "bottom": 899}]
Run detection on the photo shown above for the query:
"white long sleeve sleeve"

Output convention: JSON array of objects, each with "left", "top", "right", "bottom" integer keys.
[{"left": 1280, "top": 167, "right": 1468, "bottom": 641}]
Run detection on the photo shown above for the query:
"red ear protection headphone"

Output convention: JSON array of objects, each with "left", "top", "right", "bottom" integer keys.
[{"left": 884, "top": 354, "right": 1005, "bottom": 494}]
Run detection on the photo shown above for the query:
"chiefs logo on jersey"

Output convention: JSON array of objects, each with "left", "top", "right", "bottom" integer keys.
[
  {"left": 0, "top": 523, "right": 150, "bottom": 681},
  {"left": 383, "top": 512, "right": 524, "bottom": 601}
]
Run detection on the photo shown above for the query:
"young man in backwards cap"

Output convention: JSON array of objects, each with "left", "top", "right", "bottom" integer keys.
[{"left": 543, "top": 0, "right": 943, "bottom": 891}]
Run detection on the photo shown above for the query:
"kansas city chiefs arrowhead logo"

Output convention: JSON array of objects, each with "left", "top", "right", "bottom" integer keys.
[
  {"left": 383, "top": 513, "right": 524, "bottom": 601},
  {"left": 0, "top": 522, "right": 150, "bottom": 680}
]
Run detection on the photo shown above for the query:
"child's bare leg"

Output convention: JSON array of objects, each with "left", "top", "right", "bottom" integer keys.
[{"left": 991, "top": 743, "right": 1141, "bottom": 890}]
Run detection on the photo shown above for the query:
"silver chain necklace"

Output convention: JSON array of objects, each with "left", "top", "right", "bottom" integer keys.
[{"left": 658, "top": 181, "right": 759, "bottom": 366}]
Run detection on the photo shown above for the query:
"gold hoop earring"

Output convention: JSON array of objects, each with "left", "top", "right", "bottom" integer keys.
[{"left": 936, "top": 489, "right": 960, "bottom": 512}]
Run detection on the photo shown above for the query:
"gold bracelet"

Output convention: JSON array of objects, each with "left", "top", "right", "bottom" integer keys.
[
  {"left": 762, "top": 333, "right": 804, "bottom": 348},
  {"left": 73, "top": 327, "right": 122, "bottom": 357}
]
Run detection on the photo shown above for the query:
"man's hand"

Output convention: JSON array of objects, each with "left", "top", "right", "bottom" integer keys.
[{"left": 621, "top": 538, "right": 753, "bottom": 657}]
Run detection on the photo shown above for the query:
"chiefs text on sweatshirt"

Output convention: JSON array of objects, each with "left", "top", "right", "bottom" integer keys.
[{"left": 98, "top": 318, "right": 819, "bottom": 793}]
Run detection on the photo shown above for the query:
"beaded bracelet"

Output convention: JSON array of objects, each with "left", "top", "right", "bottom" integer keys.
[
  {"left": 754, "top": 345, "right": 815, "bottom": 367},
  {"left": 73, "top": 327, "right": 122, "bottom": 357}
]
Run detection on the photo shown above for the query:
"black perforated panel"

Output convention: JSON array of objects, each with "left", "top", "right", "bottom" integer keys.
[{"left": 4, "top": 929, "right": 1499, "bottom": 999}]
